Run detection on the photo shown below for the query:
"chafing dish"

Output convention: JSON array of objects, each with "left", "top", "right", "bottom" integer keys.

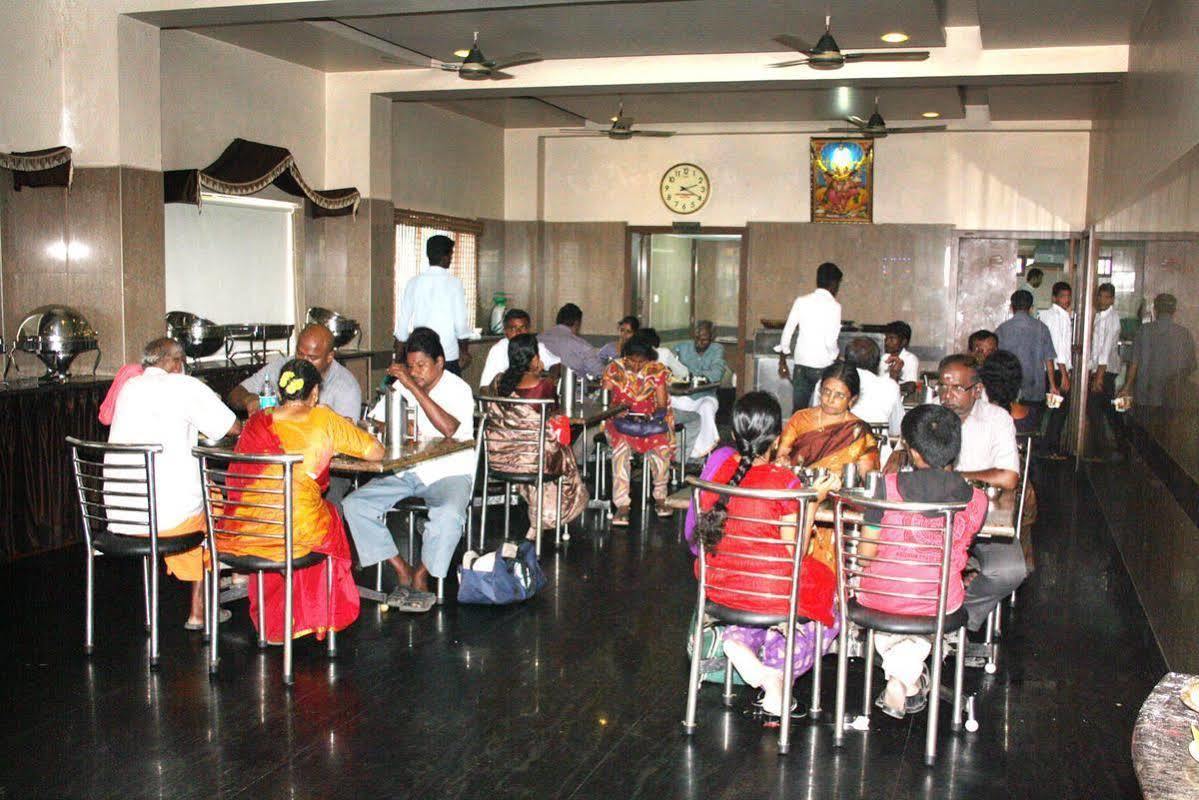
[
  {"left": 165, "top": 311, "right": 226, "bottom": 359},
  {"left": 15, "top": 305, "right": 101, "bottom": 381},
  {"left": 306, "top": 306, "right": 361, "bottom": 349},
  {"left": 223, "top": 323, "right": 295, "bottom": 364}
]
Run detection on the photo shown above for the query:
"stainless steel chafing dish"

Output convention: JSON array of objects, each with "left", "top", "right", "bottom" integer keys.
[
  {"left": 306, "top": 306, "right": 361, "bottom": 349},
  {"left": 15, "top": 305, "right": 101, "bottom": 381},
  {"left": 165, "top": 311, "right": 226, "bottom": 359},
  {"left": 223, "top": 322, "right": 295, "bottom": 364}
]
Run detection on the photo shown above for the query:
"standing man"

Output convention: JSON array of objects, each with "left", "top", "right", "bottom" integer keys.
[
  {"left": 776, "top": 262, "right": 843, "bottom": 413},
  {"left": 996, "top": 290, "right": 1057, "bottom": 440},
  {"left": 1120, "top": 293, "right": 1197, "bottom": 411},
  {"left": 395, "top": 234, "right": 473, "bottom": 376},
  {"left": 1019, "top": 267, "right": 1044, "bottom": 298},
  {"left": 1038, "top": 282, "right": 1073, "bottom": 458},
  {"left": 1087, "top": 283, "right": 1123, "bottom": 457}
]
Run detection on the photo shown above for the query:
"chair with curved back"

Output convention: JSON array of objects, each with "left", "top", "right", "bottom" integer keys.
[
  {"left": 68, "top": 437, "right": 206, "bottom": 669},
  {"left": 682, "top": 476, "right": 826, "bottom": 755},
  {"left": 830, "top": 490, "right": 974, "bottom": 766}
]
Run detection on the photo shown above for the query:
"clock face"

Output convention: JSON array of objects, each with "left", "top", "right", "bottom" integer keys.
[{"left": 660, "top": 163, "right": 710, "bottom": 214}]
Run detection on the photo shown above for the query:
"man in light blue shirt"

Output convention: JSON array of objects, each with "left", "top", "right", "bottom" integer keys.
[
  {"left": 674, "top": 320, "right": 726, "bottom": 394},
  {"left": 395, "top": 235, "right": 473, "bottom": 375}
]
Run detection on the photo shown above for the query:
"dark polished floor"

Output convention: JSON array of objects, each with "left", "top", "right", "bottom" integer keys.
[{"left": 0, "top": 464, "right": 1165, "bottom": 799}]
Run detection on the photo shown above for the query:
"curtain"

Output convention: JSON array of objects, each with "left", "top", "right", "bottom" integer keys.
[{"left": 1, "top": 146, "right": 73, "bottom": 189}]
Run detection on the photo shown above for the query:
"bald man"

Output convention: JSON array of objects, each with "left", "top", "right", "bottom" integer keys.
[{"left": 229, "top": 324, "right": 362, "bottom": 420}]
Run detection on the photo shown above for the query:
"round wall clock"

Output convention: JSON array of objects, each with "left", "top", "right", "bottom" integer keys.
[{"left": 659, "top": 163, "right": 710, "bottom": 214}]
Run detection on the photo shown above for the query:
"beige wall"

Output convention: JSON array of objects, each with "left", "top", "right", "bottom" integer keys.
[
  {"left": 391, "top": 103, "right": 505, "bottom": 220},
  {"left": 507, "top": 126, "right": 1089, "bottom": 231}
]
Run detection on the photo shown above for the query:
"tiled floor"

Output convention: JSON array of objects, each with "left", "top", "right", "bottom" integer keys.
[{"left": 0, "top": 463, "right": 1164, "bottom": 799}]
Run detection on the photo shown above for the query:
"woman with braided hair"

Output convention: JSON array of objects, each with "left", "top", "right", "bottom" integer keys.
[
  {"left": 485, "top": 334, "right": 588, "bottom": 540},
  {"left": 690, "top": 391, "right": 840, "bottom": 717}
]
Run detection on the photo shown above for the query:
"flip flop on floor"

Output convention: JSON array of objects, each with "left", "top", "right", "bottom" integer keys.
[
  {"left": 392, "top": 590, "right": 437, "bottom": 613},
  {"left": 385, "top": 586, "right": 412, "bottom": 608},
  {"left": 184, "top": 608, "right": 231, "bottom": 630}
]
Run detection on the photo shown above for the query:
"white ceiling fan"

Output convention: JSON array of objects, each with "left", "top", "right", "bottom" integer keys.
[
  {"left": 770, "top": 16, "right": 930, "bottom": 70},
  {"left": 558, "top": 102, "right": 675, "bottom": 140},
  {"left": 827, "top": 98, "right": 947, "bottom": 138},
  {"left": 383, "top": 31, "right": 542, "bottom": 80}
]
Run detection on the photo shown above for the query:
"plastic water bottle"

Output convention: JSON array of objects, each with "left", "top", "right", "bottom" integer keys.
[{"left": 259, "top": 381, "right": 278, "bottom": 410}]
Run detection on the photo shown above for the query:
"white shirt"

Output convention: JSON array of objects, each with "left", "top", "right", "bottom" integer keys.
[
  {"left": 878, "top": 347, "right": 919, "bottom": 385},
  {"left": 370, "top": 370, "right": 475, "bottom": 486},
  {"left": 478, "top": 338, "right": 560, "bottom": 388},
  {"left": 656, "top": 347, "right": 690, "bottom": 382},
  {"left": 813, "top": 368, "right": 904, "bottom": 435},
  {"left": 106, "top": 367, "right": 237, "bottom": 533},
  {"left": 1090, "top": 306, "right": 1121, "bottom": 371},
  {"left": 955, "top": 397, "right": 1020, "bottom": 474},
  {"left": 775, "top": 288, "right": 842, "bottom": 369},
  {"left": 395, "top": 266, "right": 473, "bottom": 361},
  {"left": 1038, "top": 304, "right": 1074, "bottom": 369}
]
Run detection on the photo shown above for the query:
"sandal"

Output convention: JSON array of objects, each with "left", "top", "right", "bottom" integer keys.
[
  {"left": 874, "top": 690, "right": 906, "bottom": 720},
  {"left": 185, "top": 608, "right": 231, "bottom": 630},
  {"left": 654, "top": 501, "right": 673, "bottom": 518},
  {"left": 392, "top": 589, "right": 437, "bottom": 613},
  {"left": 904, "top": 667, "right": 932, "bottom": 715},
  {"left": 611, "top": 507, "right": 631, "bottom": 527},
  {"left": 385, "top": 586, "right": 412, "bottom": 608}
]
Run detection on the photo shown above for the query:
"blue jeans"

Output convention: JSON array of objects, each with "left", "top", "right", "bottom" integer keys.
[
  {"left": 791, "top": 365, "right": 824, "bottom": 414},
  {"left": 342, "top": 472, "right": 473, "bottom": 579}
]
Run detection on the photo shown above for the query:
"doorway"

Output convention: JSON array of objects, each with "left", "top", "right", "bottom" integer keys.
[{"left": 627, "top": 227, "right": 746, "bottom": 386}]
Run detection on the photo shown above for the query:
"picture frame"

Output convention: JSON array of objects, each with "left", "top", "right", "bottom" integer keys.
[{"left": 810, "top": 138, "right": 873, "bottom": 224}]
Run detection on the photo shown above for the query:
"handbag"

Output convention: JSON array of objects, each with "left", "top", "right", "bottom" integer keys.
[
  {"left": 456, "top": 541, "right": 548, "bottom": 605},
  {"left": 612, "top": 410, "right": 669, "bottom": 437}
]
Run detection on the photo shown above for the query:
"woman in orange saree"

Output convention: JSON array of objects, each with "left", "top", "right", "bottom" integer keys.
[
  {"left": 777, "top": 360, "right": 880, "bottom": 474},
  {"left": 218, "top": 360, "right": 384, "bottom": 643}
]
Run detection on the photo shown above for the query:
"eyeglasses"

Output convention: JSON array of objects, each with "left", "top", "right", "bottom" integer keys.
[
  {"left": 940, "top": 381, "right": 978, "bottom": 395},
  {"left": 819, "top": 387, "right": 850, "bottom": 402}
]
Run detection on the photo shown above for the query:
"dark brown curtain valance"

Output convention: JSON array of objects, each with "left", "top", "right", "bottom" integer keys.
[
  {"left": 394, "top": 207, "right": 484, "bottom": 235},
  {"left": 164, "top": 138, "right": 360, "bottom": 217},
  {"left": 2, "top": 146, "right": 73, "bottom": 190}
]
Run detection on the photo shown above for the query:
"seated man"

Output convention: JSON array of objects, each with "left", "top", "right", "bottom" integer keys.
[
  {"left": 967, "top": 330, "right": 998, "bottom": 364},
  {"left": 642, "top": 328, "right": 717, "bottom": 460},
  {"left": 538, "top": 303, "right": 606, "bottom": 379},
  {"left": 881, "top": 320, "right": 919, "bottom": 395},
  {"left": 342, "top": 328, "right": 475, "bottom": 613},
  {"left": 598, "top": 315, "right": 640, "bottom": 363},
  {"left": 108, "top": 337, "right": 241, "bottom": 629},
  {"left": 673, "top": 320, "right": 725, "bottom": 459},
  {"left": 813, "top": 338, "right": 904, "bottom": 436},
  {"left": 936, "top": 354, "right": 1026, "bottom": 634},
  {"left": 228, "top": 324, "right": 362, "bottom": 504},
  {"left": 478, "top": 307, "right": 561, "bottom": 388}
]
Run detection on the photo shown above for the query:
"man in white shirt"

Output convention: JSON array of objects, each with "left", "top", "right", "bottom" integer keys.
[
  {"left": 1038, "top": 281, "right": 1074, "bottom": 458},
  {"left": 814, "top": 338, "right": 904, "bottom": 435},
  {"left": 936, "top": 354, "right": 1026, "bottom": 632},
  {"left": 108, "top": 338, "right": 240, "bottom": 629},
  {"left": 880, "top": 320, "right": 919, "bottom": 394},
  {"left": 1088, "top": 283, "right": 1123, "bottom": 457},
  {"left": 342, "top": 328, "right": 475, "bottom": 613},
  {"left": 395, "top": 234, "right": 473, "bottom": 376},
  {"left": 776, "top": 262, "right": 843, "bottom": 413},
  {"left": 478, "top": 308, "right": 560, "bottom": 388}
]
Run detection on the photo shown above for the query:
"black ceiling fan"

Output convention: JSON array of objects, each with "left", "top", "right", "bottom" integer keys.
[
  {"left": 770, "top": 16, "right": 930, "bottom": 70},
  {"left": 383, "top": 31, "right": 542, "bottom": 80},
  {"left": 826, "top": 98, "right": 947, "bottom": 138},
  {"left": 557, "top": 102, "right": 675, "bottom": 140}
]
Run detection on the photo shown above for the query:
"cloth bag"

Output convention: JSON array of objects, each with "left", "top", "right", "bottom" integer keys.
[{"left": 457, "top": 541, "right": 547, "bottom": 605}]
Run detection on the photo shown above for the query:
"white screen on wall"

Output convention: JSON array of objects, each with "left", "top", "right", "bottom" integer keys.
[{"left": 164, "top": 196, "right": 296, "bottom": 336}]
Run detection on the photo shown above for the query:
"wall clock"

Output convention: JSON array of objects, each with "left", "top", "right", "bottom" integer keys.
[{"left": 659, "top": 163, "right": 710, "bottom": 214}]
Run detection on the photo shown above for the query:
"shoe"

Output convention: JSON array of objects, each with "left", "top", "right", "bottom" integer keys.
[{"left": 611, "top": 507, "right": 631, "bottom": 527}]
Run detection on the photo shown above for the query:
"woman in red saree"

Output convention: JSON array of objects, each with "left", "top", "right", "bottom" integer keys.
[{"left": 218, "top": 360, "right": 384, "bottom": 643}]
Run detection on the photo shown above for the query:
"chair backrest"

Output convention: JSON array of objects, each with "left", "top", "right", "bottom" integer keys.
[
  {"left": 1014, "top": 431, "right": 1037, "bottom": 540},
  {"left": 830, "top": 489, "right": 970, "bottom": 620},
  {"left": 192, "top": 446, "right": 303, "bottom": 561},
  {"left": 476, "top": 393, "right": 554, "bottom": 476},
  {"left": 67, "top": 436, "right": 163, "bottom": 543},
  {"left": 686, "top": 475, "right": 821, "bottom": 614}
]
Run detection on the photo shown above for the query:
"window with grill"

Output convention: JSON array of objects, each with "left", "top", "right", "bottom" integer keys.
[{"left": 394, "top": 209, "right": 481, "bottom": 332}]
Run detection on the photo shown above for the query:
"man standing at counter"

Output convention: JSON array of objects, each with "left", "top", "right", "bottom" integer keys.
[
  {"left": 1038, "top": 282, "right": 1074, "bottom": 459},
  {"left": 776, "top": 262, "right": 843, "bottom": 413},
  {"left": 395, "top": 234, "right": 473, "bottom": 376}
]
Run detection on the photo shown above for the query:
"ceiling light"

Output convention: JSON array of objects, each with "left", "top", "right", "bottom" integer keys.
[
  {"left": 881, "top": 32, "right": 909, "bottom": 43},
  {"left": 453, "top": 48, "right": 471, "bottom": 58},
  {"left": 922, "top": 111, "right": 941, "bottom": 118}
]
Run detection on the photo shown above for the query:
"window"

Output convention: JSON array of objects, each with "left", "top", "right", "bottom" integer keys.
[
  {"left": 394, "top": 209, "right": 481, "bottom": 333},
  {"left": 1097, "top": 255, "right": 1113, "bottom": 277}
]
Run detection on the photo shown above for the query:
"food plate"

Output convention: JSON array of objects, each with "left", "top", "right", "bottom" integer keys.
[{"left": 1180, "top": 681, "right": 1199, "bottom": 713}]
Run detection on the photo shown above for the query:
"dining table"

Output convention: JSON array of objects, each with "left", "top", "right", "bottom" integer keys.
[{"left": 669, "top": 382, "right": 716, "bottom": 397}]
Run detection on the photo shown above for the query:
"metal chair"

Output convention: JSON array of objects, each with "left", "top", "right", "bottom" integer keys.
[
  {"left": 68, "top": 437, "right": 205, "bottom": 669},
  {"left": 477, "top": 394, "right": 565, "bottom": 557},
  {"left": 682, "top": 476, "right": 824, "bottom": 755},
  {"left": 592, "top": 422, "right": 687, "bottom": 513},
  {"left": 195, "top": 447, "right": 336, "bottom": 686},
  {"left": 830, "top": 490, "right": 974, "bottom": 766}
]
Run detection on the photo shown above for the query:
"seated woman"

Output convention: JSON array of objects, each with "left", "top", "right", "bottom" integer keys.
[
  {"left": 642, "top": 327, "right": 719, "bottom": 461},
  {"left": 856, "top": 405, "right": 988, "bottom": 718},
  {"left": 776, "top": 360, "right": 880, "bottom": 473},
  {"left": 484, "top": 334, "right": 589, "bottom": 541},
  {"left": 691, "top": 392, "right": 840, "bottom": 717},
  {"left": 979, "top": 350, "right": 1039, "bottom": 434},
  {"left": 218, "top": 359, "right": 384, "bottom": 643},
  {"left": 602, "top": 333, "right": 675, "bottom": 526}
]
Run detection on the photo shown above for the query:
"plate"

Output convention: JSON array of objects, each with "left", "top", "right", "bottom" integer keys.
[
  {"left": 1189, "top": 739, "right": 1199, "bottom": 764},
  {"left": 1180, "top": 681, "right": 1199, "bottom": 713}
]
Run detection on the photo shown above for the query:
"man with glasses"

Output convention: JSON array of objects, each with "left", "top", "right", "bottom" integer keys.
[{"left": 936, "top": 354, "right": 1026, "bottom": 635}]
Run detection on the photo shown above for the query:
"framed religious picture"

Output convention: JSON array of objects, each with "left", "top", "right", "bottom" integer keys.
[{"left": 810, "top": 138, "right": 873, "bottom": 224}]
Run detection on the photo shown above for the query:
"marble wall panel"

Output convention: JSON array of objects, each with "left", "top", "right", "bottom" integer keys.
[
  {"left": 539, "top": 222, "right": 627, "bottom": 337},
  {"left": 369, "top": 199, "right": 396, "bottom": 353},
  {"left": 120, "top": 168, "right": 166, "bottom": 361},
  {"left": 953, "top": 237, "right": 1021, "bottom": 353}
]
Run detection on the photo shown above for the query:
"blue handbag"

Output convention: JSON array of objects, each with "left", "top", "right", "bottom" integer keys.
[{"left": 456, "top": 541, "right": 548, "bottom": 605}]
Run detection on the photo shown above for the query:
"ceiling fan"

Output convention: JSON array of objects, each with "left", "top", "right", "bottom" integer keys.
[
  {"left": 826, "top": 98, "right": 947, "bottom": 138},
  {"left": 770, "top": 16, "right": 930, "bottom": 70},
  {"left": 558, "top": 103, "right": 676, "bottom": 140},
  {"left": 383, "top": 31, "right": 542, "bottom": 80}
]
